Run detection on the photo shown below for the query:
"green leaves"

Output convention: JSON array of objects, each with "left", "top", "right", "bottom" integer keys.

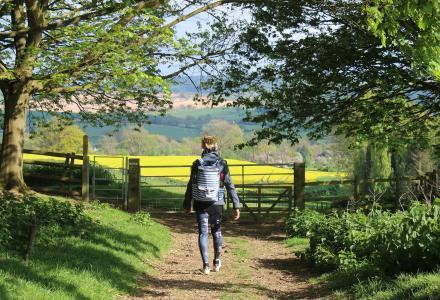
[
  {"left": 366, "top": 0, "right": 440, "bottom": 81},
  {"left": 207, "top": 0, "right": 440, "bottom": 149},
  {"left": 286, "top": 203, "right": 440, "bottom": 275}
]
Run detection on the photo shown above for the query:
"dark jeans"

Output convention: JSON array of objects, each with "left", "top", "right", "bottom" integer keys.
[{"left": 196, "top": 205, "right": 223, "bottom": 266}]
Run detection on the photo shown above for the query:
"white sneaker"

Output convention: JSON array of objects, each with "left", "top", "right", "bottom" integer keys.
[
  {"left": 214, "top": 260, "right": 221, "bottom": 272},
  {"left": 202, "top": 265, "right": 210, "bottom": 275}
]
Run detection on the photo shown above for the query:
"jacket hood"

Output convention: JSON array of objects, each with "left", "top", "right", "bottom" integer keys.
[{"left": 201, "top": 150, "right": 220, "bottom": 162}]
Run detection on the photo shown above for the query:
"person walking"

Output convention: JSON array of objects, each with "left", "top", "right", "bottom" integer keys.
[{"left": 183, "top": 135, "right": 241, "bottom": 275}]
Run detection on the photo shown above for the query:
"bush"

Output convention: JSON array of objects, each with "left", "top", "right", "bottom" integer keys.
[
  {"left": 131, "top": 211, "right": 152, "bottom": 227},
  {"left": 286, "top": 203, "right": 440, "bottom": 275},
  {"left": 0, "top": 193, "right": 92, "bottom": 259},
  {"left": 285, "top": 208, "right": 326, "bottom": 237}
]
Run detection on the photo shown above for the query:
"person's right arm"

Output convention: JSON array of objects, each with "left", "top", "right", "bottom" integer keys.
[{"left": 183, "top": 162, "right": 196, "bottom": 211}]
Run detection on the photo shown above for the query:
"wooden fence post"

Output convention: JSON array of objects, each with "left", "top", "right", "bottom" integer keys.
[
  {"left": 82, "top": 156, "right": 90, "bottom": 201},
  {"left": 353, "top": 175, "right": 360, "bottom": 202},
  {"left": 127, "top": 158, "right": 141, "bottom": 212},
  {"left": 294, "top": 163, "right": 306, "bottom": 210},
  {"left": 82, "top": 135, "right": 89, "bottom": 201},
  {"left": 395, "top": 175, "right": 402, "bottom": 210}
]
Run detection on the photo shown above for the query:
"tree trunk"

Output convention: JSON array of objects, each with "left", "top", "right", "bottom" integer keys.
[
  {"left": 363, "top": 143, "right": 372, "bottom": 194},
  {"left": 391, "top": 150, "right": 402, "bottom": 210},
  {"left": 0, "top": 82, "right": 30, "bottom": 192}
]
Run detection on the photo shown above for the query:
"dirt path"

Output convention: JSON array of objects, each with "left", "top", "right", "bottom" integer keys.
[{"left": 129, "top": 214, "right": 324, "bottom": 300}]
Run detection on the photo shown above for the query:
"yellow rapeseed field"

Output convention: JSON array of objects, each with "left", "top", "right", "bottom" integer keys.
[{"left": 24, "top": 154, "right": 346, "bottom": 184}]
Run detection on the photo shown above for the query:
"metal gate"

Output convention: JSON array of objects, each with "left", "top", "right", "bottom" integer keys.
[
  {"left": 92, "top": 156, "right": 128, "bottom": 208},
  {"left": 139, "top": 163, "right": 295, "bottom": 216}
]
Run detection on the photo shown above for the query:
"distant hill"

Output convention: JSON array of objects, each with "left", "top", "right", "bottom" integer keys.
[
  {"left": 73, "top": 107, "right": 257, "bottom": 145},
  {"left": 22, "top": 77, "right": 254, "bottom": 146},
  {"left": 83, "top": 107, "right": 256, "bottom": 144}
]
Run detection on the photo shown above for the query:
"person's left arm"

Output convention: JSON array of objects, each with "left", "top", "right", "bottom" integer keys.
[{"left": 222, "top": 160, "right": 241, "bottom": 220}]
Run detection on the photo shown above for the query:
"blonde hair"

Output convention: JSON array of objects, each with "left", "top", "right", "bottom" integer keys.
[{"left": 201, "top": 135, "right": 218, "bottom": 151}]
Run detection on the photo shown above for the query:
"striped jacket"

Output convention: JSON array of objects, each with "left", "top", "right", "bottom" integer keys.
[{"left": 183, "top": 151, "right": 241, "bottom": 211}]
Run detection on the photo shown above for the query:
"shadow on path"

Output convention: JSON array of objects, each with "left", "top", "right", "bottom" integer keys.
[{"left": 147, "top": 212, "right": 329, "bottom": 299}]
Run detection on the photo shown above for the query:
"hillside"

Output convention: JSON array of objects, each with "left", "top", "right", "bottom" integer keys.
[
  {"left": 0, "top": 195, "right": 171, "bottom": 299},
  {"left": 82, "top": 107, "right": 258, "bottom": 144},
  {"left": 22, "top": 106, "right": 256, "bottom": 145}
]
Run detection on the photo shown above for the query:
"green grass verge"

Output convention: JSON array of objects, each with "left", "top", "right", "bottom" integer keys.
[
  {"left": 0, "top": 196, "right": 171, "bottom": 300},
  {"left": 220, "top": 237, "right": 258, "bottom": 300},
  {"left": 328, "top": 270, "right": 440, "bottom": 299}
]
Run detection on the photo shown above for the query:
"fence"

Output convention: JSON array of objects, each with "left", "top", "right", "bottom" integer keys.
[
  {"left": 137, "top": 162, "right": 295, "bottom": 218},
  {"left": 16, "top": 135, "right": 90, "bottom": 200},
  {"left": 91, "top": 155, "right": 128, "bottom": 208},
  {"left": 13, "top": 142, "right": 439, "bottom": 215},
  {"left": 93, "top": 159, "right": 439, "bottom": 215},
  {"left": 301, "top": 171, "right": 438, "bottom": 210}
]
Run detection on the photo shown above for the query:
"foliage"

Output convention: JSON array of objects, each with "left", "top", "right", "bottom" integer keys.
[
  {"left": 0, "top": 1, "right": 228, "bottom": 126},
  {"left": 207, "top": 1, "right": 440, "bottom": 148},
  {"left": 0, "top": 193, "right": 91, "bottom": 257},
  {"left": 285, "top": 209, "right": 326, "bottom": 238},
  {"left": 26, "top": 118, "right": 87, "bottom": 154},
  {"left": 286, "top": 204, "right": 440, "bottom": 275},
  {"left": 366, "top": 0, "right": 440, "bottom": 81},
  {"left": 202, "top": 119, "right": 245, "bottom": 157},
  {"left": 130, "top": 211, "right": 152, "bottom": 227}
]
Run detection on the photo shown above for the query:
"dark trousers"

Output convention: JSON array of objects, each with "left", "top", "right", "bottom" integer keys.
[{"left": 196, "top": 205, "right": 223, "bottom": 265}]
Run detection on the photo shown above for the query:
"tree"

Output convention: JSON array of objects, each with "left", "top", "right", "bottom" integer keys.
[
  {"left": 366, "top": 0, "right": 440, "bottom": 81},
  {"left": 99, "top": 135, "right": 119, "bottom": 156},
  {"left": 353, "top": 142, "right": 391, "bottom": 194},
  {"left": 207, "top": 1, "right": 440, "bottom": 150},
  {"left": 118, "top": 128, "right": 150, "bottom": 156},
  {"left": 0, "top": 0, "right": 237, "bottom": 191},
  {"left": 202, "top": 119, "right": 244, "bottom": 157},
  {"left": 26, "top": 118, "right": 86, "bottom": 153}
]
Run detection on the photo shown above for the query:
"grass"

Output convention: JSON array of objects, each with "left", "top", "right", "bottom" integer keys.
[
  {"left": 220, "top": 237, "right": 257, "bottom": 300},
  {"left": 0, "top": 195, "right": 171, "bottom": 300},
  {"left": 284, "top": 237, "right": 309, "bottom": 253},
  {"left": 284, "top": 237, "right": 440, "bottom": 299},
  {"left": 318, "top": 269, "right": 440, "bottom": 300}
]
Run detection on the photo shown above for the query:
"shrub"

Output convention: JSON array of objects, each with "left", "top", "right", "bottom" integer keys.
[
  {"left": 131, "top": 211, "right": 152, "bottom": 227},
  {"left": 0, "top": 193, "right": 92, "bottom": 259},
  {"left": 286, "top": 203, "right": 440, "bottom": 276},
  {"left": 285, "top": 208, "right": 326, "bottom": 237}
]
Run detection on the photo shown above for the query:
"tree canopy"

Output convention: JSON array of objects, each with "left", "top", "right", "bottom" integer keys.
[
  {"left": 366, "top": 0, "right": 440, "bottom": 81},
  {"left": 0, "top": 0, "right": 238, "bottom": 190},
  {"left": 207, "top": 1, "right": 440, "bottom": 149},
  {"left": 0, "top": 0, "right": 232, "bottom": 126}
]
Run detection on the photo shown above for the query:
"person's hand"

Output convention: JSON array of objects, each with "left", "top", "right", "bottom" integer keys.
[{"left": 232, "top": 209, "right": 240, "bottom": 220}]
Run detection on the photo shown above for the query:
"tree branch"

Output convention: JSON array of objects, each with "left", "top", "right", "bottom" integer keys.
[
  {"left": 163, "top": 0, "right": 252, "bottom": 29},
  {"left": 162, "top": 49, "right": 228, "bottom": 79},
  {"left": 0, "top": 0, "right": 166, "bottom": 41}
]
